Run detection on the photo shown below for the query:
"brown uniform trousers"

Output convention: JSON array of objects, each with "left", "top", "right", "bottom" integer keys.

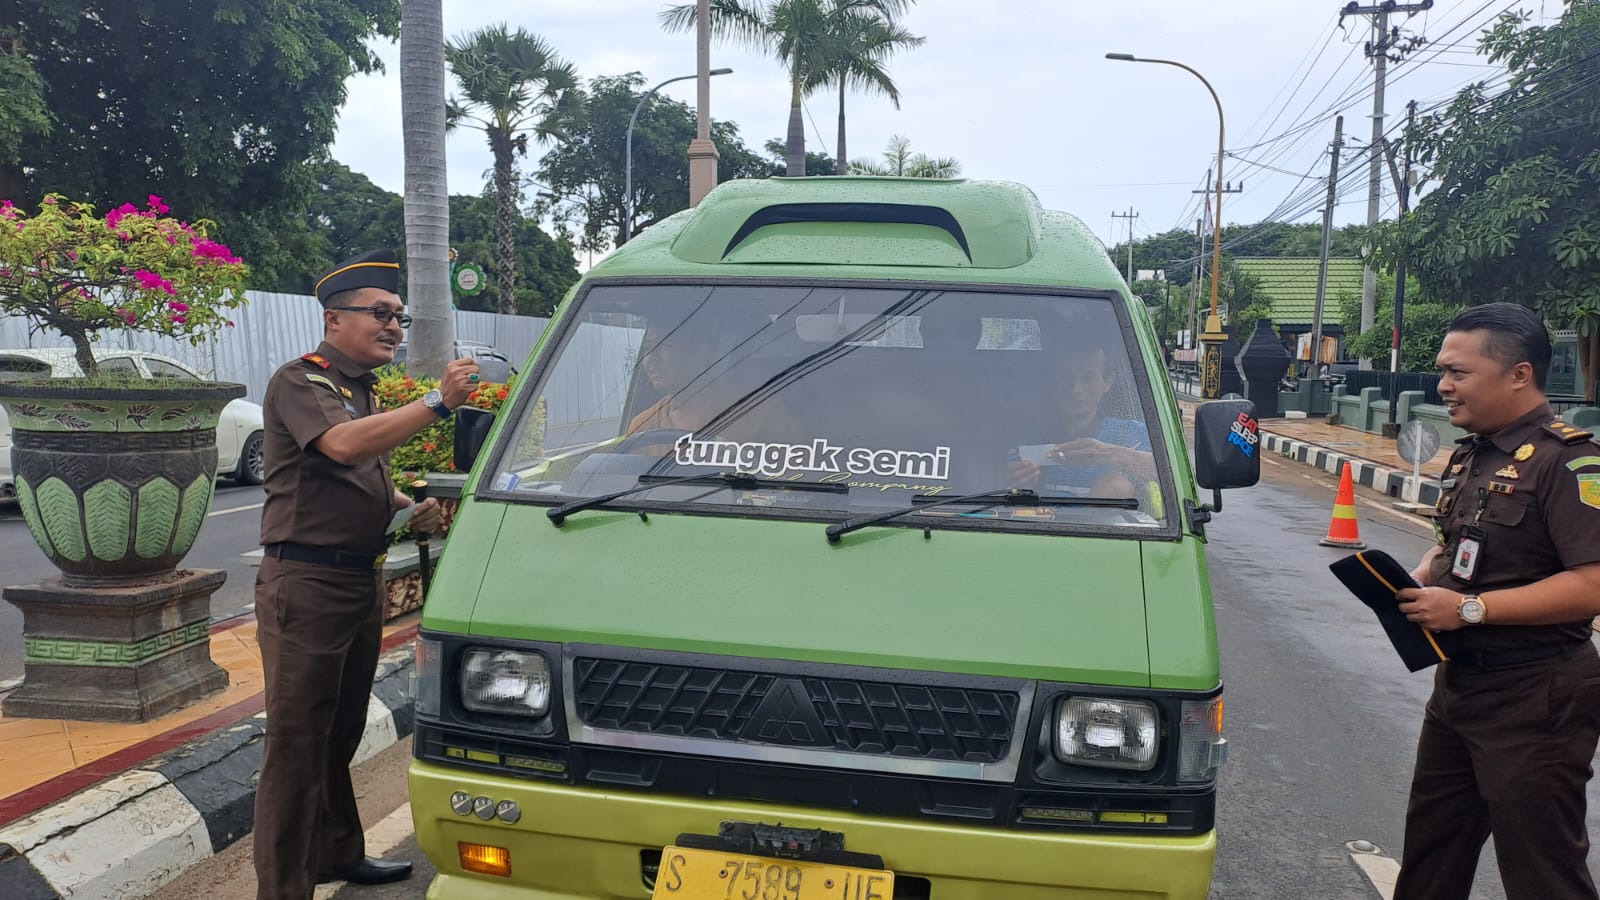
[
  {"left": 1395, "top": 642, "right": 1600, "bottom": 900},
  {"left": 252, "top": 557, "right": 384, "bottom": 900}
]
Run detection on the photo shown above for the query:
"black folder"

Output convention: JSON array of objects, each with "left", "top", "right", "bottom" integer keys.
[{"left": 1329, "top": 550, "right": 1465, "bottom": 672}]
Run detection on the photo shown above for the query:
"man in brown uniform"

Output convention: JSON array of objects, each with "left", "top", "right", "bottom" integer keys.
[
  {"left": 253, "top": 249, "right": 479, "bottom": 899},
  {"left": 1394, "top": 303, "right": 1600, "bottom": 900}
]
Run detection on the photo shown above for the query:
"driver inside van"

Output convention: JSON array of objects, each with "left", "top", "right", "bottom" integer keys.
[
  {"left": 1009, "top": 339, "right": 1156, "bottom": 498},
  {"left": 626, "top": 320, "right": 724, "bottom": 438}
]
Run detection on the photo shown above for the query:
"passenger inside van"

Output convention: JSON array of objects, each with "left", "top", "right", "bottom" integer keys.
[{"left": 1009, "top": 334, "right": 1156, "bottom": 498}]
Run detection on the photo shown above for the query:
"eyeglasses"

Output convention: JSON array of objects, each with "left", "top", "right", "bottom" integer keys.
[{"left": 331, "top": 306, "right": 412, "bottom": 328}]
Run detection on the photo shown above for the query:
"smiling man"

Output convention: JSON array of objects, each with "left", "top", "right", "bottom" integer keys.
[
  {"left": 253, "top": 249, "right": 480, "bottom": 900},
  {"left": 1393, "top": 302, "right": 1600, "bottom": 900}
]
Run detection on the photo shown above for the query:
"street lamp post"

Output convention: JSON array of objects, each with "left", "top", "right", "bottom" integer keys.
[
  {"left": 1107, "top": 52, "right": 1230, "bottom": 399},
  {"left": 626, "top": 69, "right": 732, "bottom": 242}
]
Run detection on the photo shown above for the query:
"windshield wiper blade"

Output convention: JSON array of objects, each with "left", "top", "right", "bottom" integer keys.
[
  {"left": 548, "top": 471, "right": 847, "bottom": 526},
  {"left": 824, "top": 488, "right": 1138, "bottom": 543}
]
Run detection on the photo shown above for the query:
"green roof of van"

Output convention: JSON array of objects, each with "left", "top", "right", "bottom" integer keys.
[{"left": 587, "top": 177, "right": 1127, "bottom": 290}]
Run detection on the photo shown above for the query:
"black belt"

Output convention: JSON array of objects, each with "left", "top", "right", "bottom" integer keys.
[
  {"left": 263, "top": 542, "right": 388, "bottom": 572},
  {"left": 1449, "top": 640, "right": 1588, "bottom": 670}
]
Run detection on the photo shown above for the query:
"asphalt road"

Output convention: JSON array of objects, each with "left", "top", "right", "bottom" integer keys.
[
  {"left": 0, "top": 481, "right": 266, "bottom": 684},
  {"left": 135, "top": 454, "right": 1600, "bottom": 897}
]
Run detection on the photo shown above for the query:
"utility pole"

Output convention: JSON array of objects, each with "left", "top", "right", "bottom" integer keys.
[
  {"left": 1111, "top": 208, "right": 1139, "bottom": 284},
  {"left": 1310, "top": 115, "right": 1345, "bottom": 383},
  {"left": 1343, "top": 0, "right": 1432, "bottom": 369},
  {"left": 1191, "top": 216, "right": 1204, "bottom": 354},
  {"left": 1381, "top": 99, "right": 1418, "bottom": 437},
  {"left": 1191, "top": 177, "right": 1243, "bottom": 314}
]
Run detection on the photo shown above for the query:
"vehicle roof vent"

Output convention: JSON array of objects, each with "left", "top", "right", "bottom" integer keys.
[{"left": 668, "top": 177, "right": 1043, "bottom": 269}]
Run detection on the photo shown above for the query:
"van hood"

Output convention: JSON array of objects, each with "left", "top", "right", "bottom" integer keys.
[{"left": 464, "top": 510, "right": 1154, "bottom": 687}]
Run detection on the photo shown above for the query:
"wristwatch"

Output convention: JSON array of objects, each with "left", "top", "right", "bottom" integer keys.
[
  {"left": 1457, "top": 594, "right": 1486, "bottom": 625},
  {"left": 421, "top": 389, "right": 453, "bottom": 420}
]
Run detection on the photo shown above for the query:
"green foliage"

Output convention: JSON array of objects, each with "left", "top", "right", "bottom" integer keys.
[
  {"left": 2, "top": 0, "right": 399, "bottom": 281},
  {"left": 848, "top": 134, "right": 960, "bottom": 177},
  {"left": 661, "top": 1, "right": 918, "bottom": 176},
  {"left": 536, "top": 74, "right": 772, "bottom": 252},
  {"left": 1335, "top": 272, "right": 1453, "bottom": 372},
  {"left": 1109, "top": 222, "right": 1368, "bottom": 288},
  {"left": 0, "top": 28, "right": 50, "bottom": 167},
  {"left": 1368, "top": 1, "right": 1600, "bottom": 334},
  {"left": 0, "top": 195, "right": 249, "bottom": 375},
  {"left": 761, "top": 140, "right": 838, "bottom": 176}
]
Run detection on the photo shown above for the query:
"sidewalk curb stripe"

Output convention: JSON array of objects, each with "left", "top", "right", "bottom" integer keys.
[
  {"left": 0, "top": 630, "right": 419, "bottom": 900},
  {"left": 1261, "top": 431, "right": 1442, "bottom": 508}
]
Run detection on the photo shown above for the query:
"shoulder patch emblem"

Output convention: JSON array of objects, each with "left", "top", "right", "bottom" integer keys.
[
  {"left": 300, "top": 352, "right": 331, "bottom": 369},
  {"left": 1566, "top": 456, "right": 1600, "bottom": 472},
  {"left": 1579, "top": 474, "right": 1600, "bottom": 510},
  {"left": 338, "top": 386, "right": 354, "bottom": 399},
  {"left": 1514, "top": 443, "right": 1535, "bottom": 461},
  {"left": 1543, "top": 419, "right": 1592, "bottom": 444}
]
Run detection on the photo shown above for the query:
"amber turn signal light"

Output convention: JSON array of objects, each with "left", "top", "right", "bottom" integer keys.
[{"left": 458, "top": 842, "right": 512, "bottom": 878}]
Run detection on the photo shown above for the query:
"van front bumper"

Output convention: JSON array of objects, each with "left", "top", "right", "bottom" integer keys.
[{"left": 411, "top": 760, "right": 1215, "bottom": 899}]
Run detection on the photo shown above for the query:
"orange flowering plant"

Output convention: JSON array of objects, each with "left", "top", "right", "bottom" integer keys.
[{"left": 374, "top": 367, "right": 529, "bottom": 494}]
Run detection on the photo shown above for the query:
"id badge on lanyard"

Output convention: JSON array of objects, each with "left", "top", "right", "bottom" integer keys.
[{"left": 1450, "top": 487, "right": 1488, "bottom": 582}]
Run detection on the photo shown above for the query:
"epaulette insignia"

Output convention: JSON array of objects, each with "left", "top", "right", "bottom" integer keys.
[
  {"left": 304, "top": 373, "right": 339, "bottom": 394},
  {"left": 300, "top": 352, "right": 331, "bottom": 369},
  {"left": 339, "top": 386, "right": 354, "bottom": 399},
  {"left": 1544, "top": 419, "right": 1592, "bottom": 444}
]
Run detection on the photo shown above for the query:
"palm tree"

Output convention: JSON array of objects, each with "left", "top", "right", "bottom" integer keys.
[
  {"left": 661, "top": 0, "right": 907, "bottom": 178},
  {"left": 848, "top": 134, "right": 960, "bottom": 178},
  {"left": 809, "top": 2, "right": 923, "bottom": 173},
  {"left": 445, "top": 26, "right": 579, "bottom": 314},
  {"left": 399, "top": 0, "right": 453, "bottom": 377}
]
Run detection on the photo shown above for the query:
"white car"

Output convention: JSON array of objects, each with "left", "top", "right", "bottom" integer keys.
[{"left": 0, "top": 348, "right": 265, "bottom": 501}]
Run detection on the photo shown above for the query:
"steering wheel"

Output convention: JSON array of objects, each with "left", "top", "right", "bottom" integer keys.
[{"left": 613, "top": 428, "right": 693, "bottom": 454}]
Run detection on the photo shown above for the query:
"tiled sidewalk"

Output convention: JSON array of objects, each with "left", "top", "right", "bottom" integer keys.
[{"left": 0, "top": 611, "right": 418, "bottom": 827}]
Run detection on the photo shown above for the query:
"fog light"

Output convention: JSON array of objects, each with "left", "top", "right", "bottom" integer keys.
[
  {"left": 495, "top": 800, "right": 521, "bottom": 824},
  {"left": 449, "top": 791, "right": 472, "bottom": 816},
  {"left": 458, "top": 842, "right": 511, "bottom": 878}
]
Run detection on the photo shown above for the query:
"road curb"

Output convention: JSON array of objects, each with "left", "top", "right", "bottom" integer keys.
[
  {"left": 1259, "top": 431, "right": 1442, "bottom": 508},
  {"left": 0, "top": 644, "right": 415, "bottom": 900}
]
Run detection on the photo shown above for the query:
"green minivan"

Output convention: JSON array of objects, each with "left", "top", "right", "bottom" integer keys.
[{"left": 409, "top": 176, "right": 1259, "bottom": 898}]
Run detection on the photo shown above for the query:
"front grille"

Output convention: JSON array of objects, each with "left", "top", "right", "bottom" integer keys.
[{"left": 573, "top": 657, "right": 1019, "bottom": 763}]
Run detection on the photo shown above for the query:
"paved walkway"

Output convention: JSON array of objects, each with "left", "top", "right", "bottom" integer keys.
[
  {"left": 0, "top": 611, "right": 418, "bottom": 828},
  {"left": 1264, "top": 416, "right": 1455, "bottom": 478}
]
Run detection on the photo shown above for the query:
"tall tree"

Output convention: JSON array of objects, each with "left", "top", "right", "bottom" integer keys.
[
  {"left": 444, "top": 25, "right": 580, "bottom": 314},
  {"left": 809, "top": 1, "right": 922, "bottom": 172},
  {"left": 660, "top": 0, "right": 904, "bottom": 178},
  {"left": 401, "top": 0, "right": 452, "bottom": 377},
  {"left": 536, "top": 74, "right": 771, "bottom": 253},
  {"left": 1370, "top": 1, "right": 1600, "bottom": 398},
  {"left": 848, "top": 134, "right": 959, "bottom": 177},
  {"left": 3, "top": 0, "right": 399, "bottom": 278}
]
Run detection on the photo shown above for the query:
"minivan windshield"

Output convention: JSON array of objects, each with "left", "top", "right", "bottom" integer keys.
[{"left": 485, "top": 282, "right": 1173, "bottom": 533}]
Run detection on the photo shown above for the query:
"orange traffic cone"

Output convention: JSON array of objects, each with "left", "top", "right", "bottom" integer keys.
[{"left": 1320, "top": 461, "right": 1367, "bottom": 549}]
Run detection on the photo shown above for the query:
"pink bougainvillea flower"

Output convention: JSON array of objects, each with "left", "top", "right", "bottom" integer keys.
[
  {"left": 168, "top": 301, "right": 189, "bottom": 313},
  {"left": 65, "top": 249, "right": 78, "bottom": 260},
  {"left": 170, "top": 313, "right": 186, "bottom": 324},
  {"left": 0, "top": 200, "right": 15, "bottom": 219},
  {"left": 133, "top": 269, "right": 164, "bottom": 290},
  {"left": 192, "top": 239, "right": 239, "bottom": 263},
  {"left": 118, "top": 309, "right": 137, "bottom": 325},
  {"left": 42, "top": 196, "right": 57, "bottom": 205},
  {"left": 146, "top": 195, "right": 169, "bottom": 214},
  {"left": 105, "top": 202, "right": 139, "bottom": 229}
]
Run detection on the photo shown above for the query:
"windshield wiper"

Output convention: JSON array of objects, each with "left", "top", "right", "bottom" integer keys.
[
  {"left": 548, "top": 471, "right": 848, "bottom": 526},
  {"left": 824, "top": 488, "right": 1138, "bottom": 543}
]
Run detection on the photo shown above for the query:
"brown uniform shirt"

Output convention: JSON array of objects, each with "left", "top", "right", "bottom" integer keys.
[
  {"left": 1429, "top": 402, "right": 1600, "bottom": 651},
  {"left": 258, "top": 341, "right": 393, "bottom": 554}
]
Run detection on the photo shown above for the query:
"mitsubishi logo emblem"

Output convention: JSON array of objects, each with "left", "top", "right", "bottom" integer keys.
[{"left": 748, "top": 679, "right": 830, "bottom": 747}]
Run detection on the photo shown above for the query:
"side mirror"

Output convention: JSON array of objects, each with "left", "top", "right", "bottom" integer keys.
[
  {"left": 454, "top": 406, "right": 496, "bottom": 474},
  {"left": 1194, "top": 399, "right": 1261, "bottom": 492}
]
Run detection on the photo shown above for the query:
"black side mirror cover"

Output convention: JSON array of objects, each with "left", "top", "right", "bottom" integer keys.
[
  {"left": 1194, "top": 399, "right": 1261, "bottom": 490},
  {"left": 454, "top": 406, "right": 496, "bottom": 474}
]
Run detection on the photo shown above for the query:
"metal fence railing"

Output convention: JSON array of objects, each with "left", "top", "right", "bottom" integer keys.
[{"left": 1342, "top": 370, "right": 1443, "bottom": 405}]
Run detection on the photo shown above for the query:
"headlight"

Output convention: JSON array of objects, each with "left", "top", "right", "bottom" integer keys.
[
  {"left": 1177, "top": 695, "right": 1227, "bottom": 782},
  {"left": 1054, "top": 696, "right": 1158, "bottom": 771},
  {"left": 413, "top": 637, "right": 443, "bottom": 717},
  {"left": 461, "top": 648, "right": 551, "bottom": 716}
]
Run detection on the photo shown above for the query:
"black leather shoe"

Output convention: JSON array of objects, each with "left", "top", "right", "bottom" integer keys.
[{"left": 316, "top": 857, "right": 413, "bottom": 885}]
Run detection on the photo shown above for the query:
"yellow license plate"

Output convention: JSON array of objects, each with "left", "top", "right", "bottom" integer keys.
[{"left": 653, "top": 845, "right": 894, "bottom": 900}]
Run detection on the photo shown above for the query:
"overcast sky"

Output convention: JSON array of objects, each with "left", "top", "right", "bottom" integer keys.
[{"left": 330, "top": 0, "right": 1529, "bottom": 252}]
